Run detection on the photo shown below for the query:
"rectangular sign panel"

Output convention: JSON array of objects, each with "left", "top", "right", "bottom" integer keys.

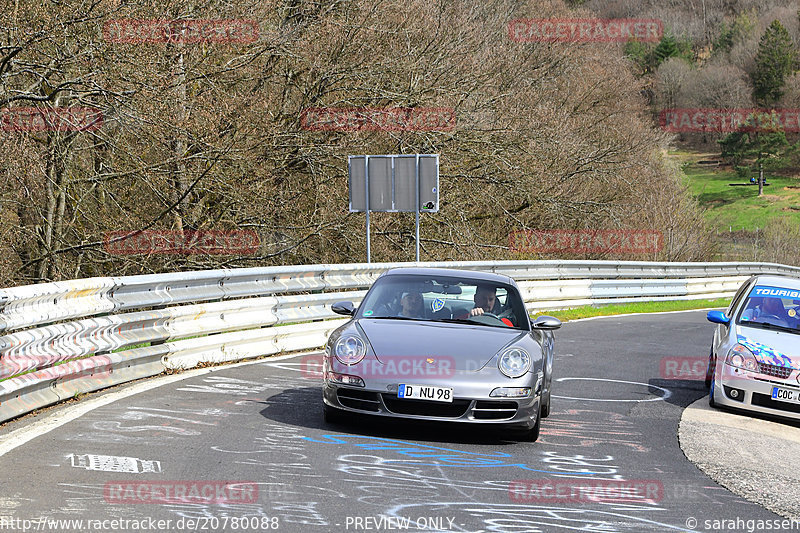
[
  {"left": 419, "top": 155, "right": 439, "bottom": 212},
  {"left": 348, "top": 154, "right": 439, "bottom": 212}
]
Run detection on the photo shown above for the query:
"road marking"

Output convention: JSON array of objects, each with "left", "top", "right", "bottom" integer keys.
[
  {"left": 553, "top": 377, "right": 672, "bottom": 402},
  {"left": 69, "top": 453, "right": 161, "bottom": 473},
  {"left": 0, "top": 352, "right": 315, "bottom": 457}
]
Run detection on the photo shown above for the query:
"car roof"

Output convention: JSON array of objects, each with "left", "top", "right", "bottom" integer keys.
[
  {"left": 752, "top": 274, "right": 800, "bottom": 291},
  {"left": 381, "top": 267, "right": 515, "bottom": 285}
]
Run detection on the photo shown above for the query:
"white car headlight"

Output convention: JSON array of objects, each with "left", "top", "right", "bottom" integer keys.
[
  {"left": 726, "top": 343, "right": 758, "bottom": 372},
  {"left": 334, "top": 335, "right": 366, "bottom": 365},
  {"left": 498, "top": 347, "right": 531, "bottom": 378}
]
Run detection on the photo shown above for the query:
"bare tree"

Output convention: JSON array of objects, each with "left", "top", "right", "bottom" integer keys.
[{"left": 655, "top": 57, "right": 693, "bottom": 111}]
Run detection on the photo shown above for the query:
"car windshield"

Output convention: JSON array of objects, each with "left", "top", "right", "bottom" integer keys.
[
  {"left": 356, "top": 273, "right": 529, "bottom": 330},
  {"left": 736, "top": 284, "right": 800, "bottom": 334}
]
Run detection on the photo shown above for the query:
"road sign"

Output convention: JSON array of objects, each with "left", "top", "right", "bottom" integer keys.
[
  {"left": 348, "top": 155, "right": 438, "bottom": 212},
  {"left": 348, "top": 154, "right": 440, "bottom": 262}
]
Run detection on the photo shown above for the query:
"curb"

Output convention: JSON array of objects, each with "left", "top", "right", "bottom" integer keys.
[{"left": 678, "top": 395, "right": 800, "bottom": 520}]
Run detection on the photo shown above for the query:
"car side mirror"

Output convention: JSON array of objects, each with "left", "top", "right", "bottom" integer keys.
[
  {"left": 706, "top": 310, "right": 730, "bottom": 325},
  {"left": 531, "top": 315, "right": 562, "bottom": 330},
  {"left": 332, "top": 301, "right": 356, "bottom": 316}
]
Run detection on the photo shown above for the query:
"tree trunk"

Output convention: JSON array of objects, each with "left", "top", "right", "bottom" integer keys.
[
  {"left": 758, "top": 160, "right": 764, "bottom": 196},
  {"left": 38, "top": 139, "right": 58, "bottom": 281},
  {"left": 172, "top": 50, "right": 188, "bottom": 232}
]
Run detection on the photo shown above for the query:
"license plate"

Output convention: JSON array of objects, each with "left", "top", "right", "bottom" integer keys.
[
  {"left": 398, "top": 384, "right": 453, "bottom": 403},
  {"left": 771, "top": 387, "right": 800, "bottom": 403}
]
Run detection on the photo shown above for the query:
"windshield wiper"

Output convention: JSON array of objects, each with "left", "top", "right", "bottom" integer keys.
[
  {"left": 431, "top": 318, "right": 515, "bottom": 329},
  {"left": 742, "top": 321, "right": 800, "bottom": 334},
  {"left": 430, "top": 318, "right": 473, "bottom": 324}
]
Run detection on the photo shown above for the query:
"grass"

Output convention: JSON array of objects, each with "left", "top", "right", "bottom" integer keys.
[
  {"left": 538, "top": 297, "right": 731, "bottom": 322},
  {"left": 669, "top": 149, "right": 800, "bottom": 231}
]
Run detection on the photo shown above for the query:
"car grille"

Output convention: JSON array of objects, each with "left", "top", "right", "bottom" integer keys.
[
  {"left": 337, "top": 388, "right": 380, "bottom": 412},
  {"left": 472, "top": 400, "right": 518, "bottom": 420},
  {"left": 381, "top": 394, "right": 471, "bottom": 417},
  {"left": 752, "top": 393, "right": 800, "bottom": 414},
  {"left": 758, "top": 363, "right": 792, "bottom": 380}
]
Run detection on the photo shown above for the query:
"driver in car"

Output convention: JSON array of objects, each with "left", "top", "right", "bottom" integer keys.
[
  {"left": 469, "top": 285, "right": 500, "bottom": 317},
  {"left": 459, "top": 285, "right": 514, "bottom": 326},
  {"left": 742, "top": 296, "right": 794, "bottom": 325},
  {"left": 758, "top": 297, "right": 794, "bottom": 324}
]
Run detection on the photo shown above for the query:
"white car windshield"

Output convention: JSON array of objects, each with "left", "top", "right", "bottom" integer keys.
[{"left": 737, "top": 284, "right": 800, "bottom": 334}]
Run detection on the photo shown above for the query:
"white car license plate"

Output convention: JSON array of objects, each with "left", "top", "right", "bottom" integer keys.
[
  {"left": 398, "top": 384, "right": 453, "bottom": 403},
  {"left": 771, "top": 387, "right": 800, "bottom": 404}
]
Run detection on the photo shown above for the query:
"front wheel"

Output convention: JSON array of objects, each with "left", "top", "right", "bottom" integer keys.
[
  {"left": 540, "top": 389, "right": 551, "bottom": 418},
  {"left": 323, "top": 403, "right": 346, "bottom": 425},
  {"left": 517, "top": 404, "right": 541, "bottom": 442},
  {"left": 704, "top": 348, "right": 714, "bottom": 390},
  {"left": 708, "top": 373, "right": 717, "bottom": 408}
]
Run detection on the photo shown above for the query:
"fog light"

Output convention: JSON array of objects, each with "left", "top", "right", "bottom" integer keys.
[
  {"left": 329, "top": 372, "right": 365, "bottom": 387},
  {"left": 490, "top": 387, "right": 531, "bottom": 398},
  {"left": 723, "top": 385, "right": 744, "bottom": 402}
]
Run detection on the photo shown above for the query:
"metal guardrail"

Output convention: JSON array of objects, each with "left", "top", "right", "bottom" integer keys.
[{"left": 1, "top": 260, "right": 798, "bottom": 423}]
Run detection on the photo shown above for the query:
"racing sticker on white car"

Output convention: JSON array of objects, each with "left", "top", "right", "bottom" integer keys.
[{"left": 750, "top": 285, "right": 800, "bottom": 299}]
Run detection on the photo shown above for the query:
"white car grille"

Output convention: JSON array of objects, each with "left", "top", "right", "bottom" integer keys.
[{"left": 758, "top": 363, "right": 792, "bottom": 380}]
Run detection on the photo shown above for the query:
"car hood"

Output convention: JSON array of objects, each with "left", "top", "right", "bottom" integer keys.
[
  {"left": 357, "top": 318, "right": 527, "bottom": 370},
  {"left": 736, "top": 326, "right": 800, "bottom": 369}
]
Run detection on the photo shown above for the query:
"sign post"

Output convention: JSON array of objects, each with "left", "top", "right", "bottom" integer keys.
[{"left": 348, "top": 154, "right": 439, "bottom": 263}]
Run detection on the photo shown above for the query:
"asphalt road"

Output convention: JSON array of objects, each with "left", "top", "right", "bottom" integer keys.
[{"left": 0, "top": 310, "right": 791, "bottom": 533}]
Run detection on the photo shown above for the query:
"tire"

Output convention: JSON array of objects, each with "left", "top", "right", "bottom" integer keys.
[
  {"left": 518, "top": 404, "right": 541, "bottom": 442},
  {"left": 323, "top": 403, "right": 346, "bottom": 425},
  {"left": 540, "top": 389, "right": 551, "bottom": 418},
  {"left": 704, "top": 348, "right": 714, "bottom": 390},
  {"left": 708, "top": 373, "right": 717, "bottom": 408}
]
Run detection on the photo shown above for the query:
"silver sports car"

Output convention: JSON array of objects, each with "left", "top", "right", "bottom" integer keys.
[
  {"left": 322, "top": 267, "right": 561, "bottom": 441},
  {"left": 706, "top": 274, "right": 800, "bottom": 420}
]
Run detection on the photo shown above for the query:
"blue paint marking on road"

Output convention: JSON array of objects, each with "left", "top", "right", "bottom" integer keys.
[{"left": 302, "top": 434, "right": 600, "bottom": 474}]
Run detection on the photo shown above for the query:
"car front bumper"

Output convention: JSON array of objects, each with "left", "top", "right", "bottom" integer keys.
[
  {"left": 714, "top": 362, "right": 800, "bottom": 421},
  {"left": 323, "top": 381, "right": 540, "bottom": 429}
]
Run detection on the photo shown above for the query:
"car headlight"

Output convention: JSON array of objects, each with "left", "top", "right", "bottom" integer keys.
[
  {"left": 334, "top": 335, "right": 366, "bottom": 365},
  {"left": 726, "top": 343, "right": 758, "bottom": 372},
  {"left": 498, "top": 347, "right": 531, "bottom": 378}
]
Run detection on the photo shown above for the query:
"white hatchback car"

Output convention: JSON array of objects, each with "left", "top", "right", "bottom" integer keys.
[{"left": 706, "top": 274, "right": 800, "bottom": 420}]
